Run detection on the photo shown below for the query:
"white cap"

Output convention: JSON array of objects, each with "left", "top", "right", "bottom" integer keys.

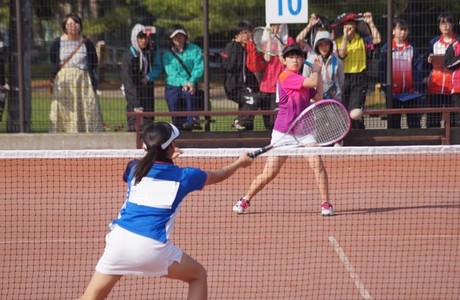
[
  {"left": 169, "top": 29, "right": 187, "bottom": 38},
  {"left": 161, "top": 124, "right": 180, "bottom": 149}
]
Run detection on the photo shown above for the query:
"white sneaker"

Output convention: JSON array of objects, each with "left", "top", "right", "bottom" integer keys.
[
  {"left": 233, "top": 198, "right": 250, "bottom": 214},
  {"left": 232, "top": 119, "right": 246, "bottom": 131},
  {"left": 321, "top": 202, "right": 334, "bottom": 216}
]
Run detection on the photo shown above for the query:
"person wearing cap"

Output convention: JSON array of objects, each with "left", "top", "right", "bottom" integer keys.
[
  {"left": 426, "top": 13, "right": 459, "bottom": 128},
  {"left": 303, "top": 29, "right": 344, "bottom": 102},
  {"left": 233, "top": 44, "right": 335, "bottom": 217},
  {"left": 162, "top": 24, "right": 204, "bottom": 131},
  {"left": 379, "top": 19, "right": 425, "bottom": 129},
  {"left": 121, "top": 23, "right": 163, "bottom": 132},
  {"left": 221, "top": 21, "right": 260, "bottom": 131},
  {"left": 78, "top": 122, "right": 253, "bottom": 300},
  {"left": 49, "top": 13, "right": 103, "bottom": 133},
  {"left": 333, "top": 12, "right": 381, "bottom": 129}
]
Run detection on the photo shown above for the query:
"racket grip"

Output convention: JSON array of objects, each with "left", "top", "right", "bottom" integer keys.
[{"left": 248, "top": 147, "right": 269, "bottom": 158}]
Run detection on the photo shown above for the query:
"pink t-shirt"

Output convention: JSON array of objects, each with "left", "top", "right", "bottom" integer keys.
[{"left": 274, "top": 69, "right": 316, "bottom": 133}]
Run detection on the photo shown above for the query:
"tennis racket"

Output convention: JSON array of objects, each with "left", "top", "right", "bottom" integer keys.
[
  {"left": 248, "top": 100, "right": 351, "bottom": 158},
  {"left": 252, "top": 26, "right": 285, "bottom": 56}
]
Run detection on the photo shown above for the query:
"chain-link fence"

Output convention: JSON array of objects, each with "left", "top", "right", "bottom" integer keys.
[{"left": 0, "top": 0, "right": 459, "bottom": 132}]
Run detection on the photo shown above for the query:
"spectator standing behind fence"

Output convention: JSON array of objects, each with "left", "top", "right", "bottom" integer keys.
[
  {"left": 49, "top": 13, "right": 103, "bottom": 133},
  {"left": 121, "top": 24, "right": 162, "bottom": 132},
  {"left": 333, "top": 12, "right": 381, "bottom": 129},
  {"left": 303, "top": 30, "right": 344, "bottom": 103},
  {"left": 0, "top": 30, "right": 8, "bottom": 123},
  {"left": 378, "top": 19, "right": 424, "bottom": 129},
  {"left": 444, "top": 28, "right": 460, "bottom": 127},
  {"left": 221, "top": 22, "right": 260, "bottom": 131},
  {"left": 426, "top": 13, "right": 458, "bottom": 128},
  {"left": 247, "top": 23, "right": 292, "bottom": 130},
  {"left": 162, "top": 24, "right": 203, "bottom": 131}
]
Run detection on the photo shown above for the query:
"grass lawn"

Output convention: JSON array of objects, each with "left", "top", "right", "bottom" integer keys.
[{"left": 0, "top": 90, "right": 267, "bottom": 133}]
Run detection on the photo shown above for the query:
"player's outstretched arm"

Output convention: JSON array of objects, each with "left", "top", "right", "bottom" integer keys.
[{"left": 205, "top": 152, "right": 253, "bottom": 186}]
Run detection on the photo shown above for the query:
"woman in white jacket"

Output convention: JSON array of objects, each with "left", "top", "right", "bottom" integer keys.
[{"left": 302, "top": 30, "right": 344, "bottom": 102}]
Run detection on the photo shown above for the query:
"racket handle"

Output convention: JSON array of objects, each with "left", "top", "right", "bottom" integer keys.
[{"left": 248, "top": 147, "right": 270, "bottom": 158}]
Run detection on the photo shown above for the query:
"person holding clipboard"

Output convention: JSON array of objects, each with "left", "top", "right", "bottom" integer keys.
[
  {"left": 379, "top": 19, "right": 424, "bottom": 128},
  {"left": 426, "top": 13, "right": 458, "bottom": 128}
]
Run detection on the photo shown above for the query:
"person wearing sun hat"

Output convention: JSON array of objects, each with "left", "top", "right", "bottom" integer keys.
[
  {"left": 162, "top": 24, "right": 204, "bottom": 131},
  {"left": 332, "top": 12, "right": 381, "bottom": 129},
  {"left": 78, "top": 121, "right": 253, "bottom": 300}
]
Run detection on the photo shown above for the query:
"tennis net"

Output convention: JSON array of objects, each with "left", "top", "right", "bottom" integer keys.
[{"left": 1, "top": 146, "right": 459, "bottom": 299}]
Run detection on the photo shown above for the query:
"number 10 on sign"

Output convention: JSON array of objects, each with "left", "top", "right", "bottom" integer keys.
[{"left": 265, "top": 0, "right": 308, "bottom": 24}]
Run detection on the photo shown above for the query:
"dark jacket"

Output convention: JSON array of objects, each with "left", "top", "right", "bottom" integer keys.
[
  {"left": 121, "top": 43, "right": 162, "bottom": 110},
  {"left": 221, "top": 41, "right": 259, "bottom": 101}
]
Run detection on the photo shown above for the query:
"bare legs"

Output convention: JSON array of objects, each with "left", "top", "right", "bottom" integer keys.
[
  {"left": 78, "top": 272, "right": 122, "bottom": 300},
  {"left": 307, "top": 155, "right": 329, "bottom": 202},
  {"left": 243, "top": 155, "right": 329, "bottom": 203},
  {"left": 243, "top": 156, "right": 288, "bottom": 200},
  {"left": 165, "top": 252, "right": 208, "bottom": 300},
  {"left": 78, "top": 252, "right": 207, "bottom": 300}
]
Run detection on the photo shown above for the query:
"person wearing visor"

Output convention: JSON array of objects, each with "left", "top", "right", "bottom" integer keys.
[
  {"left": 121, "top": 24, "right": 162, "bottom": 132},
  {"left": 78, "top": 122, "right": 253, "bottom": 300},
  {"left": 163, "top": 24, "right": 204, "bottom": 131}
]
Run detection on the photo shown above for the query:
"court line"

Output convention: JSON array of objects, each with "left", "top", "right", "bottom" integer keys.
[{"left": 328, "top": 235, "right": 372, "bottom": 300}]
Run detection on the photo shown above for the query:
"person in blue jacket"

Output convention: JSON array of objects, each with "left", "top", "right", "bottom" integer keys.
[{"left": 78, "top": 122, "right": 253, "bottom": 300}]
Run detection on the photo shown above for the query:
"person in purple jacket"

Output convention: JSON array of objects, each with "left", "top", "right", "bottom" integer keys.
[{"left": 78, "top": 122, "right": 253, "bottom": 300}]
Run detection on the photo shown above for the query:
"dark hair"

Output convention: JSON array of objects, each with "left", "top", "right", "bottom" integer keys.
[
  {"left": 232, "top": 22, "right": 252, "bottom": 38},
  {"left": 393, "top": 18, "right": 408, "bottom": 30},
  {"left": 133, "top": 122, "right": 174, "bottom": 185},
  {"left": 437, "top": 13, "right": 453, "bottom": 25},
  {"left": 62, "top": 13, "right": 83, "bottom": 33}
]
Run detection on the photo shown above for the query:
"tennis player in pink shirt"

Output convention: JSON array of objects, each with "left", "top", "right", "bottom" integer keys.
[{"left": 233, "top": 44, "right": 334, "bottom": 216}]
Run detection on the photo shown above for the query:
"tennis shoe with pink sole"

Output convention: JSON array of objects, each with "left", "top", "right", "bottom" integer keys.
[
  {"left": 233, "top": 198, "right": 250, "bottom": 214},
  {"left": 321, "top": 202, "right": 334, "bottom": 216}
]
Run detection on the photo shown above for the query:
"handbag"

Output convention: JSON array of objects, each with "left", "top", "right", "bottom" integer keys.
[
  {"left": 50, "top": 38, "right": 86, "bottom": 93},
  {"left": 170, "top": 49, "right": 208, "bottom": 110}
]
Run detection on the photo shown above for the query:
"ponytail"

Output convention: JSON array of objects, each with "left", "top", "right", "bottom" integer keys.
[{"left": 132, "top": 122, "right": 180, "bottom": 185}]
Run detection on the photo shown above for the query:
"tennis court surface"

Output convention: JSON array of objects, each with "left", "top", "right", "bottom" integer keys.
[{"left": 1, "top": 146, "right": 459, "bottom": 299}]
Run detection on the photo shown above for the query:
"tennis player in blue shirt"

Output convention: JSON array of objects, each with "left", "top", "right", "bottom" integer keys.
[{"left": 78, "top": 122, "right": 253, "bottom": 300}]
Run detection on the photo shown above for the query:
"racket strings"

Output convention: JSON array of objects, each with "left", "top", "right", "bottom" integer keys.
[
  {"left": 289, "top": 102, "right": 350, "bottom": 145},
  {"left": 313, "top": 105, "right": 350, "bottom": 144},
  {"left": 252, "top": 28, "right": 285, "bottom": 56}
]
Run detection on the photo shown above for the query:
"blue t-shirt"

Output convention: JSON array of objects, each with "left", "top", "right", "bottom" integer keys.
[{"left": 113, "top": 160, "right": 207, "bottom": 243}]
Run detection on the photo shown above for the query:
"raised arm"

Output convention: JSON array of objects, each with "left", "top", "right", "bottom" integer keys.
[
  {"left": 363, "top": 12, "right": 381, "bottom": 45},
  {"left": 296, "top": 14, "right": 321, "bottom": 44}
]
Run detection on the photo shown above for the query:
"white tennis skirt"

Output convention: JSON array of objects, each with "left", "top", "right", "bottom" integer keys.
[
  {"left": 95, "top": 225, "right": 182, "bottom": 276},
  {"left": 271, "top": 130, "right": 316, "bottom": 146}
]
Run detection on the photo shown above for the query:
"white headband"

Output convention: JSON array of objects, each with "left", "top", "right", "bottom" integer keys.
[{"left": 161, "top": 123, "right": 180, "bottom": 149}]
